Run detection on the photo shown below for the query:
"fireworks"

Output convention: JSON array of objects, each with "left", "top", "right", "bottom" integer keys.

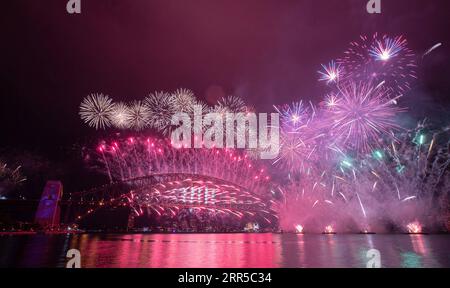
[
  {"left": 171, "top": 88, "right": 196, "bottom": 113},
  {"left": 273, "top": 102, "right": 319, "bottom": 172},
  {"left": 91, "top": 137, "right": 271, "bottom": 194},
  {"left": 76, "top": 33, "right": 449, "bottom": 234},
  {"left": 128, "top": 101, "right": 151, "bottom": 131},
  {"left": 79, "top": 93, "right": 115, "bottom": 129},
  {"left": 369, "top": 36, "right": 407, "bottom": 62},
  {"left": 323, "top": 225, "right": 335, "bottom": 234},
  {"left": 406, "top": 221, "right": 423, "bottom": 234},
  {"left": 0, "top": 162, "right": 26, "bottom": 198},
  {"left": 323, "top": 93, "right": 340, "bottom": 109},
  {"left": 323, "top": 81, "right": 403, "bottom": 153},
  {"left": 295, "top": 224, "right": 304, "bottom": 233},
  {"left": 273, "top": 128, "right": 316, "bottom": 173},
  {"left": 338, "top": 33, "right": 417, "bottom": 95},
  {"left": 318, "top": 61, "right": 343, "bottom": 84},
  {"left": 213, "top": 95, "right": 247, "bottom": 114},
  {"left": 110, "top": 102, "right": 132, "bottom": 129},
  {"left": 84, "top": 137, "right": 278, "bottom": 225},
  {"left": 79, "top": 89, "right": 217, "bottom": 133},
  {"left": 273, "top": 122, "right": 448, "bottom": 233},
  {"left": 145, "top": 91, "right": 177, "bottom": 135},
  {"left": 423, "top": 43, "right": 442, "bottom": 58},
  {"left": 275, "top": 101, "right": 310, "bottom": 130}
]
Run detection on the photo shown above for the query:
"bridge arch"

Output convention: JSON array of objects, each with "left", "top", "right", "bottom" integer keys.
[{"left": 65, "top": 173, "right": 278, "bottom": 230}]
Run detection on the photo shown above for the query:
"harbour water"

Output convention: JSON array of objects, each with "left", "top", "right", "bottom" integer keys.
[{"left": 1, "top": 233, "right": 449, "bottom": 268}]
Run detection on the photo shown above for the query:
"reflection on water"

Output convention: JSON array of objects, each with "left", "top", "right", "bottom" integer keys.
[{"left": 0, "top": 233, "right": 449, "bottom": 268}]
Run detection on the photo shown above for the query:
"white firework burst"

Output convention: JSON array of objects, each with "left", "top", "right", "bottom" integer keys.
[
  {"left": 189, "top": 99, "right": 210, "bottom": 115},
  {"left": 323, "top": 93, "right": 341, "bottom": 109},
  {"left": 79, "top": 93, "right": 115, "bottom": 130},
  {"left": 213, "top": 95, "right": 247, "bottom": 114},
  {"left": 209, "top": 96, "right": 257, "bottom": 143},
  {"left": 110, "top": 102, "right": 132, "bottom": 129},
  {"left": 145, "top": 91, "right": 176, "bottom": 135},
  {"left": 184, "top": 100, "right": 211, "bottom": 133},
  {"left": 172, "top": 88, "right": 196, "bottom": 113},
  {"left": 128, "top": 101, "right": 151, "bottom": 131}
]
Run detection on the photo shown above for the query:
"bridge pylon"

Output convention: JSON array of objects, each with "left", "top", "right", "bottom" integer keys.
[{"left": 34, "top": 181, "right": 63, "bottom": 229}]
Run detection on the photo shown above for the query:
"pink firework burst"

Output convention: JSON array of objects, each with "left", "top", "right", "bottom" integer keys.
[
  {"left": 324, "top": 82, "right": 404, "bottom": 154},
  {"left": 338, "top": 34, "right": 418, "bottom": 96},
  {"left": 369, "top": 36, "right": 407, "bottom": 62}
]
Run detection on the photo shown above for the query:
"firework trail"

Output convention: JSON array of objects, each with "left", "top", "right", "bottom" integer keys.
[
  {"left": 90, "top": 137, "right": 272, "bottom": 195},
  {"left": 272, "top": 172, "right": 338, "bottom": 233},
  {"left": 79, "top": 93, "right": 115, "bottom": 129},
  {"left": 423, "top": 43, "right": 442, "bottom": 58}
]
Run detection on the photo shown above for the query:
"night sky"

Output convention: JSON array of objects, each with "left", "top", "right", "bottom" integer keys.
[{"left": 2, "top": 0, "right": 450, "bottom": 160}]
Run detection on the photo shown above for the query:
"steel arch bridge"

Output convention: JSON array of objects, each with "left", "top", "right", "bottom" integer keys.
[{"left": 64, "top": 173, "right": 277, "bottom": 227}]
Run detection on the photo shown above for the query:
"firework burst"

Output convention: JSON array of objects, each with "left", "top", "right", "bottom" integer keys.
[
  {"left": 323, "top": 93, "right": 341, "bottom": 109},
  {"left": 145, "top": 92, "right": 176, "bottom": 135},
  {"left": 213, "top": 95, "right": 247, "bottom": 114},
  {"left": 324, "top": 81, "right": 404, "bottom": 153},
  {"left": 318, "top": 60, "right": 343, "bottom": 84},
  {"left": 275, "top": 101, "right": 310, "bottom": 130},
  {"left": 76, "top": 33, "right": 450, "bottom": 234},
  {"left": 273, "top": 126, "right": 318, "bottom": 173},
  {"left": 187, "top": 100, "right": 213, "bottom": 133},
  {"left": 338, "top": 34, "right": 417, "bottom": 95},
  {"left": 110, "top": 102, "right": 132, "bottom": 129},
  {"left": 91, "top": 137, "right": 272, "bottom": 195},
  {"left": 79, "top": 93, "right": 115, "bottom": 129},
  {"left": 171, "top": 88, "right": 196, "bottom": 113},
  {"left": 273, "top": 129, "right": 307, "bottom": 173},
  {"left": 369, "top": 36, "right": 407, "bottom": 62},
  {"left": 128, "top": 101, "right": 151, "bottom": 131}
]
